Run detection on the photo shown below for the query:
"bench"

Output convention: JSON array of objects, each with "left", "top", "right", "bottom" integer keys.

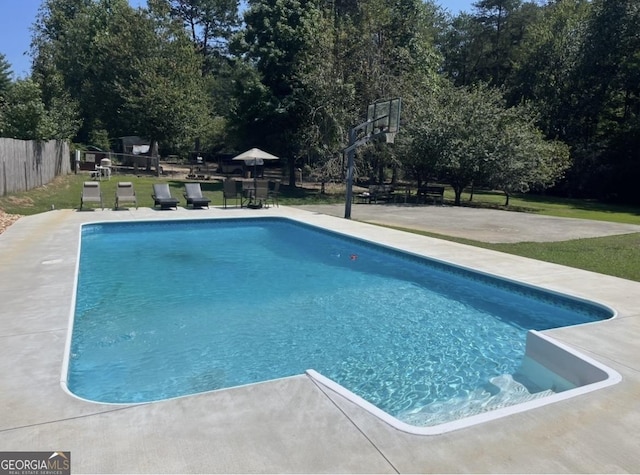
[
  {"left": 358, "top": 184, "right": 395, "bottom": 203},
  {"left": 417, "top": 185, "right": 445, "bottom": 205}
]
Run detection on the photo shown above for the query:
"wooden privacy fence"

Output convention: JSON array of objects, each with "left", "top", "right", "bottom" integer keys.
[{"left": 0, "top": 138, "right": 70, "bottom": 196}]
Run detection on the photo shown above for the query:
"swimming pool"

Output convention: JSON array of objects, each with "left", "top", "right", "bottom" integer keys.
[{"left": 65, "top": 217, "right": 619, "bottom": 431}]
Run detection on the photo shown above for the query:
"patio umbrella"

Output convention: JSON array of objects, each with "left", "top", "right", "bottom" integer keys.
[
  {"left": 232, "top": 148, "right": 279, "bottom": 207},
  {"left": 232, "top": 148, "right": 279, "bottom": 184}
]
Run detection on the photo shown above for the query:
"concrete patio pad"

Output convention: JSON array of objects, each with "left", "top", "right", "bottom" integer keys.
[
  {"left": 296, "top": 203, "right": 640, "bottom": 243},
  {"left": 0, "top": 205, "right": 639, "bottom": 473}
]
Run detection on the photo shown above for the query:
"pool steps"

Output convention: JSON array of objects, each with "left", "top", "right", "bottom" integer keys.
[
  {"left": 308, "top": 330, "right": 621, "bottom": 435},
  {"left": 399, "top": 374, "right": 556, "bottom": 427}
]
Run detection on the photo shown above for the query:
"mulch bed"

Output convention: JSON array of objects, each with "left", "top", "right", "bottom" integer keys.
[{"left": 0, "top": 210, "right": 22, "bottom": 235}]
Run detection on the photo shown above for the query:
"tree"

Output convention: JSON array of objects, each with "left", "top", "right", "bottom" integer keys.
[
  {"left": 473, "top": 0, "right": 522, "bottom": 84},
  {"left": 1, "top": 79, "right": 53, "bottom": 140},
  {"left": 485, "top": 107, "right": 570, "bottom": 205},
  {"left": 0, "top": 53, "right": 12, "bottom": 95},
  {"left": 168, "top": 0, "right": 240, "bottom": 73},
  {"left": 440, "top": 0, "right": 542, "bottom": 88},
  {"left": 290, "top": 5, "right": 354, "bottom": 187},
  {"left": 31, "top": 0, "right": 211, "bottom": 152},
  {"left": 407, "top": 82, "right": 570, "bottom": 205},
  {"left": 407, "top": 83, "right": 490, "bottom": 204},
  {"left": 568, "top": 0, "right": 640, "bottom": 201},
  {"left": 234, "top": 0, "right": 442, "bottom": 186},
  {"left": 354, "top": 0, "right": 442, "bottom": 184},
  {"left": 235, "top": 0, "right": 329, "bottom": 184},
  {"left": 0, "top": 53, "right": 13, "bottom": 133},
  {"left": 440, "top": 13, "right": 486, "bottom": 86},
  {"left": 123, "top": 0, "right": 211, "bottom": 151},
  {"left": 507, "top": 0, "right": 590, "bottom": 137}
]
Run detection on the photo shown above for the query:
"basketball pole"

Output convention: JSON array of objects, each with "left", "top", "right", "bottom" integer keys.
[
  {"left": 344, "top": 127, "right": 357, "bottom": 219},
  {"left": 344, "top": 124, "right": 373, "bottom": 219}
]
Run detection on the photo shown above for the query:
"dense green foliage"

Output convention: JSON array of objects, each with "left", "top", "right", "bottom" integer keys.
[
  {"left": 28, "top": 0, "right": 213, "bottom": 152},
  {"left": 0, "top": 0, "right": 637, "bottom": 204},
  {"left": 0, "top": 53, "right": 11, "bottom": 95},
  {"left": 1, "top": 79, "right": 52, "bottom": 139},
  {"left": 441, "top": 0, "right": 640, "bottom": 203},
  {"left": 0, "top": 78, "right": 80, "bottom": 140},
  {"left": 405, "top": 83, "right": 570, "bottom": 205}
]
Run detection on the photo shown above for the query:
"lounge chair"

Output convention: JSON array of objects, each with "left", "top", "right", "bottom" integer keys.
[
  {"left": 152, "top": 183, "right": 179, "bottom": 209},
  {"left": 223, "top": 178, "right": 240, "bottom": 208},
  {"left": 183, "top": 183, "right": 211, "bottom": 209},
  {"left": 115, "top": 182, "right": 137, "bottom": 209},
  {"left": 80, "top": 181, "right": 103, "bottom": 210}
]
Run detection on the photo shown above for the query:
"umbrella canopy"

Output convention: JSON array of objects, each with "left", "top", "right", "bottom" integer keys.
[{"left": 231, "top": 148, "right": 279, "bottom": 165}]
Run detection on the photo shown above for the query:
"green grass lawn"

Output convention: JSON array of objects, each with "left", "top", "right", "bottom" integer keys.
[
  {"left": 452, "top": 189, "right": 640, "bottom": 225},
  {"left": 0, "top": 173, "right": 343, "bottom": 214},
  {"left": 384, "top": 225, "right": 640, "bottom": 282},
  {"left": 2, "top": 173, "right": 639, "bottom": 282}
]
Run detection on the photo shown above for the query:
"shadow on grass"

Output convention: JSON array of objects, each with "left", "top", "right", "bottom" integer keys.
[{"left": 460, "top": 189, "right": 640, "bottom": 219}]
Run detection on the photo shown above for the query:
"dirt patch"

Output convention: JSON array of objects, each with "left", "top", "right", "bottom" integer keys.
[
  {"left": 5, "top": 196, "right": 34, "bottom": 207},
  {"left": 0, "top": 210, "right": 22, "bottom": 235}
]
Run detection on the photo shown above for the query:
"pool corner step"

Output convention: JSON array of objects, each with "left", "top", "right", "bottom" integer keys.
[{"left": 399, "top": 374, "right": 555, "bottom": 427}]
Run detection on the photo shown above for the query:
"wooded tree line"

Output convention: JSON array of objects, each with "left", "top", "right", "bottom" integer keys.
[{"left": 0, "top": 0, "right": 637, "bottom": 203}]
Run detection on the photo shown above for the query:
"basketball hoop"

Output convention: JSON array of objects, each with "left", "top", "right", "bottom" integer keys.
[
  {"left": 344, "top": 98, "right": 402, "bottom": 219},
  {"left": 366, "top": 98, "right": 401, "bottom": 137}
]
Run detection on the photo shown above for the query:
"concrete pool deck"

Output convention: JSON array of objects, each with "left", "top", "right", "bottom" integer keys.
[{"left": 0, "top": 204, "right": 639, "bottom": 473}]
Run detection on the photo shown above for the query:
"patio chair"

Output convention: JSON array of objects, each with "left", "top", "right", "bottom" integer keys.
[
  {"left": 80, "top": 181, "right": 103, "bottom": 210},
  {"left": 223, "top": 178, "right": 240, "bottom": 208},
  {"left": 241, "top": 180, "right": 255, "bottom": 208},
  {"left": 184, "top": 182, "right": 211, "bottom": 209},
  {"left": 115, "top": 182, "right": 137, "bottom": 209},
  {"left": 267, "top": 180, "right": 280, "bottom": 208},
  {"left": 89, "top": 165, "right": 101, "bottom": 180},
  {"left": 152, "top": 183, "right": 179, "bottom": 209},
  {"left": 254, "top": 180, "right": 269, "bottom": 208}
]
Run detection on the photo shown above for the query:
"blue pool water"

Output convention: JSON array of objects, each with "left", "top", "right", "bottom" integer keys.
[{"left": 68, "top": 218, "right": 612, "bottom": 425}]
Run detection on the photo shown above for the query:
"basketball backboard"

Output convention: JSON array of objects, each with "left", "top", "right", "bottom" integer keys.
[{"left": 365, "top": 98, "right": 401, "bottom": 136}]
